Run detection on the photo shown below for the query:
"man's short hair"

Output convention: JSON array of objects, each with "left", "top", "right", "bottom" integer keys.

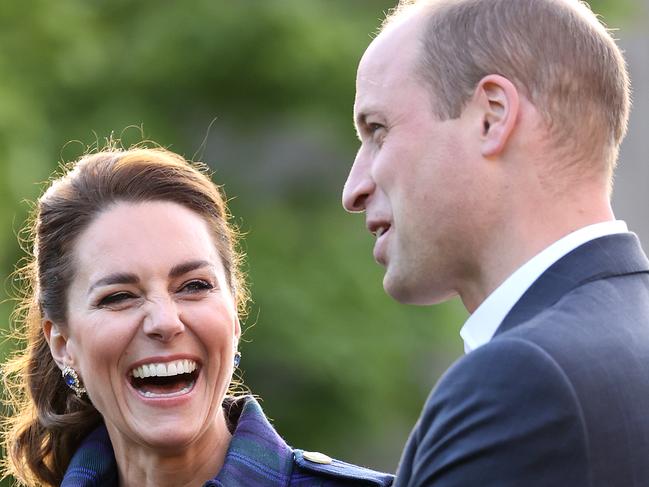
[{"left": 384, "top": 0, "right": 630, "bottom": 170}]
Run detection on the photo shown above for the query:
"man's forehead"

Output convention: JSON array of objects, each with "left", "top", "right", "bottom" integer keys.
[
  {"left": 354, "top": 63, "right": 390, "bottom": 117},
  {"left": 357, "top": 13, "right": 424, "bottom": 82},
  {"left": 355, "top": 23, "right": 424, "bottom": 107}
]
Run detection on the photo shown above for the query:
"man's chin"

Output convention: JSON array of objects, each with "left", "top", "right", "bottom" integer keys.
[
  {"left": 383, "top": 272, "right": 423, "bottom": 305},
  {"left": 383, "top": 272, "right": 456, "bottom": 306}
]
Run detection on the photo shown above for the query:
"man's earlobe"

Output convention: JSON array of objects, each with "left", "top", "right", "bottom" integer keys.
[
  {"left": 476, "top": 75, "right": 520, "bottom": 158},
  {"left": 43, "top": 319, "right": 72, "bottom": 369}
]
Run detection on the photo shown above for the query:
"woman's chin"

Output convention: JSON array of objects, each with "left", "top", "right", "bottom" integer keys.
[
  {"left": 110, "top": 410, "right": 218, "bottom": 454},
  {"left": 113, "top": 374, "right": 222, "bottom": 451},
  {"left": 134, "top": 424, "right": 205, "bottom": 451}
]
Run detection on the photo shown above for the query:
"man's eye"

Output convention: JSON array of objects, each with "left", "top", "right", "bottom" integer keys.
[
  {"left": 98, "top": 292, "right": 134, "bottom": 307},
  {"left": 181, "top": 280, "right": 214, "bottom": 294},
  {"left": 366, "top": 123, "right": 387, "bottom": 147}
]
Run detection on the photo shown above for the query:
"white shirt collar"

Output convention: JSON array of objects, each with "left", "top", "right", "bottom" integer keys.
[{"left": 460, "top": 220, "right": 629, "bottom": 353}]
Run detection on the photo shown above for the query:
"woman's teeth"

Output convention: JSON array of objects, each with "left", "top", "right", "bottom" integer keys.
[
  {"left": 131, "top": 359, "right": 197, "bottom": 378},
  {"left": 139, "top": 385, "right": 194, "bottom": 398},
  {"left": 130, "top": 359, "right": 199, "bottom": 398}
]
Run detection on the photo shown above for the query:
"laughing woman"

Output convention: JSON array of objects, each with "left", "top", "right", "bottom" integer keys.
[{"left": 2, "top": 147, "right": 393, "bottom": 487}]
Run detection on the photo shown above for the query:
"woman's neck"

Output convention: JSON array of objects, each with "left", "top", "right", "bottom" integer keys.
[{"left": 109, "top": 408, "right": 232, "bottom": 487}]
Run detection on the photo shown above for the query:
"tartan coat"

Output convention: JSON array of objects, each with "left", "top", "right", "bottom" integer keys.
[{"left": 61, "top": 395, "right": 394, "bottom": 487}]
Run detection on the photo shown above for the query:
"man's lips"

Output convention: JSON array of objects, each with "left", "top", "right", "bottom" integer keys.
[
  {"left": 374, "top": 225, "right": 390, "bottom": 238},
  {"left": 369, "top": 223, "right": 392, "bottom": 265},
  {"left": 367, "top": 219, "right": 392, "bottom": 237}
]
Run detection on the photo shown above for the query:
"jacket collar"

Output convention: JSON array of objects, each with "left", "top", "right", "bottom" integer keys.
[
  {"left": 209, "top": 396, "right": 293, "bottom": 487},
  {"left": 495, "top": 233, "right": 649, "bottom": 337}
]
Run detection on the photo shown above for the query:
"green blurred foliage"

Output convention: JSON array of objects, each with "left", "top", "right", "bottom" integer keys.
[
  {"left": 0, "top": 0, "right": 636, "bottom": 483},
  {"left": 238, "top": 198, "right": 465, "bottom": 465}
]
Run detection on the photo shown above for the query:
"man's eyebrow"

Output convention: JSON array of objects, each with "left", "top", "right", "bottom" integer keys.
[
  {"left": 88, "top": 272, "right": 139, "bottom": 295},
  {"left": 355, "top": 108, "right": 382, "bottom": 130},
  {"left": 169, "top": 260, "right": 212, "bottom": 279},
  {"left": 354, "top": 112, "right": 369, "bottom": 141},
  {"left": 355, "top": 112, "right": 368, "bottom": 129}
]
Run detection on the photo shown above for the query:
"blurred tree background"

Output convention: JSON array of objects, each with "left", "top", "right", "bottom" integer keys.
[{"left": 0, "top": 0, "right": 641, "bottom": 483}]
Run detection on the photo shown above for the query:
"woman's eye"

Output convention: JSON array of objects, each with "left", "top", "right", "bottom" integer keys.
[
  {"left": 98, "top": 292, "right": 133, "bottom": 307},
  {"left": 368, "top": 123, "right": 384, "bottom": 134},
  {"left": 181, "top": 280, "right": 214, "bottom": 294}
]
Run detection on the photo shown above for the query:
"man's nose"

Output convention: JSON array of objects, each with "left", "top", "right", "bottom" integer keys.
[
  {"left": 342, "top": 150, "right": 375, "bottom": 212},
  {"left": 143, "top": 296, "right": 185, "bottom": 342}
]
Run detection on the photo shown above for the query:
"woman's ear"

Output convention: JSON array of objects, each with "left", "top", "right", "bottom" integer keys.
[
  {"left": 43, "top": 319, "right": 72, "bottom": 369},
  {"left": 474, "top": 74, "right": 520, "bottom": 158},
  {"left": 234, "top": 315, "right": 242, "bottom": 343}
]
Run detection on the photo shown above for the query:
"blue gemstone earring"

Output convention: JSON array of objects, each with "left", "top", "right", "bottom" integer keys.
[
  {"left": 234, "top": 351, "right": 242, "bottom": 368},
  {"left": 62, "top": 366, "right": 86, "bottom": 398}
]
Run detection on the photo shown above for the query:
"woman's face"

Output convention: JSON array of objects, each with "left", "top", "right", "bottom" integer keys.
[{"left": 52, "top": 200, "right": 240, "bottom": 451}]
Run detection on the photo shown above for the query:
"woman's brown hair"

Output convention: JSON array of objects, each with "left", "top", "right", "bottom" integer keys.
[{"left": 2, "top": 147, "right": 248, "bottom": 486}]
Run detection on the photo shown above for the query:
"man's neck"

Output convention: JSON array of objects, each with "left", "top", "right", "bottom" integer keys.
[
  {"left": 460, "top": 219, "right": 628, "bottom": 352},
  {"left": 458, "top": 194, "right": 615, "bottom": 313}
]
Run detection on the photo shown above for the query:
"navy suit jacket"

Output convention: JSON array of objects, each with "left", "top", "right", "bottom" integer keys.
[{"left": 395, "top": 233, "right": 649, "bottom": 487}]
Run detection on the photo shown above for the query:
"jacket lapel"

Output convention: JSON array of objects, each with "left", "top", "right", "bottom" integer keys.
[
  {"left": 494, "top": 233, "right": 649, "bottom": 337},
  {"left": 210, "top": 397, "right": 293, "bottom": 487}
]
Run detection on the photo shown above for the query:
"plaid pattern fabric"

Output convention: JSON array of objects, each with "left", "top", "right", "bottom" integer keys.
[
  {"left": 210, "top": 396, "right": 296, "bottom": 486},
  {"left": 62, "top": 396, "right": 393, "bottom": 486},
  {"left": 61, "top": 424, "right": 117, "bottom": 487}
]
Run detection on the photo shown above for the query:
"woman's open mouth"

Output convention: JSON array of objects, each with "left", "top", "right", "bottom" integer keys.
[{"left": 129, "top": 359, "right": 199, "bottom": 398}]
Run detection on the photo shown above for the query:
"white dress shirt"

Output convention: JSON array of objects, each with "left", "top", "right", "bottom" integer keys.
[{"left": 460, "top": 220, "right": 630, "bottom": 353}]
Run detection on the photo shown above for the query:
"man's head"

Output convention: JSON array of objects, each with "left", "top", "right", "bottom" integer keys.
[
  {"left": 392, "top": 0, "right": 630, "bottom": 168},
  {"left": 342, "top": 0, "right": 630, "bottom": 307}
]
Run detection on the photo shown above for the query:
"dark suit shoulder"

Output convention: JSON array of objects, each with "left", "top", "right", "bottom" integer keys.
[
  {"left": 399, "top": 338, "right": 589, "bottom": 487},
  {"left": 491, "top": 278, "right": 649, "bottom": 486},
  {"left": 503, "top": 273, "right": 649, "bottom": 344}
]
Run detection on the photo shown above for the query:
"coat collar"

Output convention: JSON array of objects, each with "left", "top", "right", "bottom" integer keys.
[
  {"left": 494, "top": 233, "right": 649, "bottom": 337},
  {"left": 209, "top": 396, "right": 294, "bottom": 487}
]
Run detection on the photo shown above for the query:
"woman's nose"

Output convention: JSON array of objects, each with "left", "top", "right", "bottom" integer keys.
[{"left": 142, "top": 296, "right": 185, "bottom": 342}]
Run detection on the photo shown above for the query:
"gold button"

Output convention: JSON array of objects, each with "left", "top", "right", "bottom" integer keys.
[{"left": 303, "top": 451, "right": 333, "bottom": 464}]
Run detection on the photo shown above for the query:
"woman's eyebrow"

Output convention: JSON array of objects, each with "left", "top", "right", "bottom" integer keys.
[
  {"left": 87, "top": 261, "right": 212, "bottom": 295},
  {"left": 88, "top": 272, "right": 139, "bottom": 295},
  {"left": 168, "top": 260, "right": 212, "bottom": 279}
]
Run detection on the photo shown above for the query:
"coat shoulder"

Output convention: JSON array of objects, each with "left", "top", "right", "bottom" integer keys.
[{"left": 291, "top": 449, "right": 394, "bottom": 486}]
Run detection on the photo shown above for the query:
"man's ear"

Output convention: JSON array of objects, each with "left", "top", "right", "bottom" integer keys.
[
  {"left": 43, "top": 319, "right": 72, "bottom": 369},
  {"left": 474, "top": 74, "right": 520, "bottom": 158}
]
